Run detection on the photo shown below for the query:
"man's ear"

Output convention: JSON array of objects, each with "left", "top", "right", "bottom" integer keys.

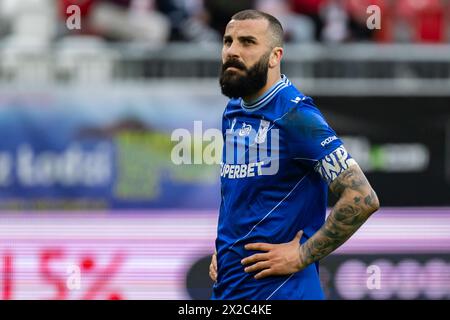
[{"left": 269, "top": 47, "right": 283, "bottom": 68}]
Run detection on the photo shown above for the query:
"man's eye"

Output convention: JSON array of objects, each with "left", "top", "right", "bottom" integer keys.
[{"left": 223, "top": 39, "right": 231, "bottom": 45}]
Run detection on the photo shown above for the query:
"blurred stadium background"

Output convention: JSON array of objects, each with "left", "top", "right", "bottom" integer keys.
[{"left": 0, "top": 0, "right": 449, "bottom": 300}]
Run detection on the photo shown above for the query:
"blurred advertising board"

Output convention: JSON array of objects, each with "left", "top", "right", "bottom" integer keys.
[
  {"left": 0, "top": 85, "right": 227, "bottom": 209},
  {"left": 1, "top": 85, "right": 448, "bottom": 209},
  {"left": 0, "top": 208, "right": 449, "bottom": 300},
  {"left": 317, "top": 96, "right": 450, "bottom": 206}
]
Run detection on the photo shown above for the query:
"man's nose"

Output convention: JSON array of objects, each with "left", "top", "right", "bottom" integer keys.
[{"left": 225, "top": 42, "right": 241, "bottom": 60}]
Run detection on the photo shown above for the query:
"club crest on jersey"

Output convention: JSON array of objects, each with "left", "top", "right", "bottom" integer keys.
[
  {"left": 255, "top": 120, "right": 271, "bottom": 144},
  {"left": 239, "top": 123, "right": 252, "bottom": 137}
]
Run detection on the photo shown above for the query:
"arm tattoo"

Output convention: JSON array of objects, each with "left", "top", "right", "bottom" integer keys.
[{"left": 300, "top": 165, "right": 379, "bottom": 267}]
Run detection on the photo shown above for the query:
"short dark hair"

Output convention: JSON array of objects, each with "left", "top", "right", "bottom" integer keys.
[{"left": 231, "top": 10, "right": 284, "bottom": 48}]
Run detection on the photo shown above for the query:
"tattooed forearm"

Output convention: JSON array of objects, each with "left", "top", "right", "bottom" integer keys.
[
  {"left": 299, "top": 165, "right": 379, "bottom": 267},
  {"left": 329, "top": 164, "right": 368, "bottom": 197}
]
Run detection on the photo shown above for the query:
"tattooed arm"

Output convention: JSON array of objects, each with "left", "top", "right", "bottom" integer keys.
[
  {"left": 299, "top": 163, "right": 379, "bottom": 268},
  {"left": 242, "top": 163, "right": 379, "bottom": 279}
]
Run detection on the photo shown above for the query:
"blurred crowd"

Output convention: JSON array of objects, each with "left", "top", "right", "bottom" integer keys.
[{"left": 0, "top": 0, "right": 449, "bottom": 46}]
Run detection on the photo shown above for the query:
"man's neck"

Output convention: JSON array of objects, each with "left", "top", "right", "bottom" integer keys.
[{"left": 242, "top": 73, "right": 282, "bottom": 103}]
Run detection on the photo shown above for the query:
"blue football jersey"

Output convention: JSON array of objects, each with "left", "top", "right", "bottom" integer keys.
[{"left": 212, "top": 75, "right": 356, "bottom": 300}]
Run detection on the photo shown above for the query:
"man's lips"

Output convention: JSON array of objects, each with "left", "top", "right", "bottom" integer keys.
[{"left": 225, "top": 67, "right": 244, "bottom": 72}]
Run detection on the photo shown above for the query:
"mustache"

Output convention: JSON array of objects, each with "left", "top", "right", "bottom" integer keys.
[{"left": 222, "top": 59, "right": 247, "bottom": 72}]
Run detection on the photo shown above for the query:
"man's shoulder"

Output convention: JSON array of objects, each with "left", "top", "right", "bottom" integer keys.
[{"left": 275, "top": 85, "right": 320, "bottom": 118}]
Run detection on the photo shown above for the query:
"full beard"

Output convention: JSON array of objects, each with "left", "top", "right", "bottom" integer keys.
[{"left": 219, "top": 52, "right": 270, "bottom": 99}]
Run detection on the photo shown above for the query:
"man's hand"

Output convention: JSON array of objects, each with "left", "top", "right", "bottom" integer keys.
[
  {"left": 241, "top": 231, "right": 305, "bottom": 280},
  {"left": 209, "top": 251, "right": 217, "bottom": 282}
]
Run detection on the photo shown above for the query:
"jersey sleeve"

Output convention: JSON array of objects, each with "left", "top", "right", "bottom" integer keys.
[{"left": 284, "top": 100, "right": 357, "bottom": 185}]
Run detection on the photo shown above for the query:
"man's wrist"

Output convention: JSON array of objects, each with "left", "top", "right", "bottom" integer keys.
[{"left": 297, "top": 245, "right": 308, "bottom": 271}]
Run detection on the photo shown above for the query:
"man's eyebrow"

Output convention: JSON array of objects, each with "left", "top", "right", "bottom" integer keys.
[
  {"left": 238, "top": 36, "right": 258, "bottom": 42},
  {"left": 223, "top": 35, "right": 258, "bottom": 42}
]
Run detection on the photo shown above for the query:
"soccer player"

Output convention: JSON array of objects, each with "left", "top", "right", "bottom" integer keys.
[{"left": 209, "top": 10, "right": 380, "bottom": 300}]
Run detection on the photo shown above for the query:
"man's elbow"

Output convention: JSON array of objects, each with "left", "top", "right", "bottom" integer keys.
[{"left": 366, "top": 188, "right": 380, "bottom": 215}]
